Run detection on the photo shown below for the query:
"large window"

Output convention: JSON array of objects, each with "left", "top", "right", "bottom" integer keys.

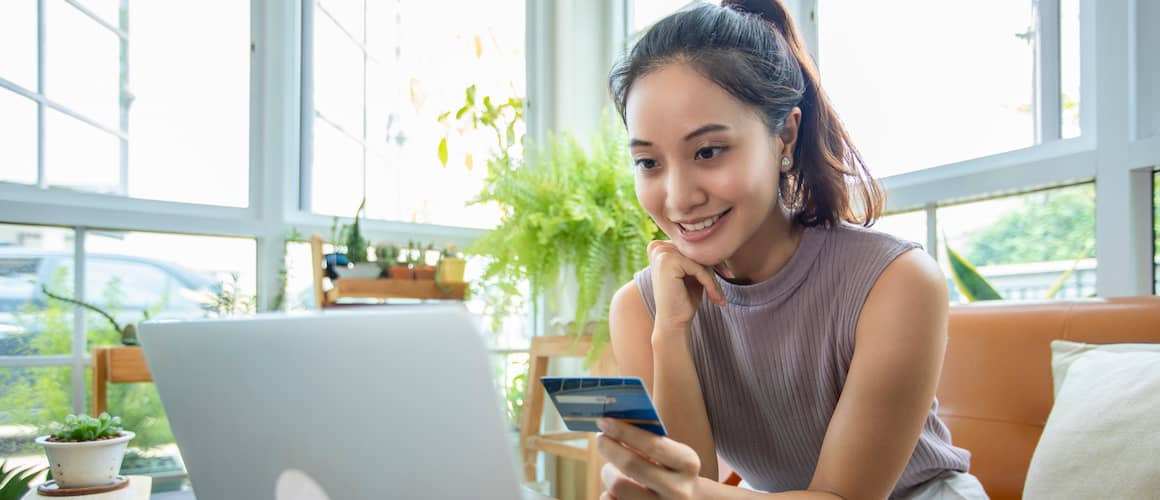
[
  {"left": 938, "top": 183, "right": 1096, "bottom": 302},
  {"left": 0, "top": 0, "right": 250, "bottom": 206},
  {"left": 873, "top": 210, "right": 928, "bottom": 250},
  {"left": 818, "top": 0, "right": 1079, "bottom": 177},
  {"left": 306, "top": 0, "right": 525, "bottom": 229},
  {"left": 0, "top": 224, "right": 256, "bottom": 489}
]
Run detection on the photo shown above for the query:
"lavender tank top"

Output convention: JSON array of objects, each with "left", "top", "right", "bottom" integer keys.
[{"left": 633, "top": 223, "right": 971, "bottom": 497}]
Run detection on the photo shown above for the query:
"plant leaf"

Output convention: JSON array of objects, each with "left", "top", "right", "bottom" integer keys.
[
  {"left": 0, "top": 460, "right": 47, "bottom": 500},
  {"left": 945, "top": 237, "right": 1002, "bottom": 302},
  {"left": 437, "top": 138, "right": 449, "bottom": 167},
  {"left": 1044, "top": 240, "right": 1095, "bottom": 299}
]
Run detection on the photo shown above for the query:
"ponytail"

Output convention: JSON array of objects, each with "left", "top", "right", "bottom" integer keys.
[{"left": 611, "top": 0, "right": 884, "bottom": 227}]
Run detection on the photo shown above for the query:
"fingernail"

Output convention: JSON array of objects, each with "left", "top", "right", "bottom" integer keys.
[{"left": 596, "top": 418, "right": 609, "bottom": 431}]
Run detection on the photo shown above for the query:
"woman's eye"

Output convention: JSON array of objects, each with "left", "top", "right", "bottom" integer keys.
[
  {"left": 696, "top": 146, "right": 725, "bottom": 160},
  {"left": 634, "top": 158, "right": 658, "bottom": 170}
]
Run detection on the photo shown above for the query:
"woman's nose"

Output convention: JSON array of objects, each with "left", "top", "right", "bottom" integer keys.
[{"left": 665, "top": 164, "right": 707, "bottom": 215}]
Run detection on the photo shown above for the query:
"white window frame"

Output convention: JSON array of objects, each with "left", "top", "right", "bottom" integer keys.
[
  {"left": 797, "top": 0, "right": 1157, "bottom": 297},
  {"left": 0, "top": 0, "right": 512, "bottom": 414}
]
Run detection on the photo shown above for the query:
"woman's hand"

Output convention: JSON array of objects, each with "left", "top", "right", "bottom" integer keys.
[
  {"left": 596, "top": 418, "right": 702, "bottom": 500},
  {"left": 647, "top": 241, "right": 727, "bottom": 334}
]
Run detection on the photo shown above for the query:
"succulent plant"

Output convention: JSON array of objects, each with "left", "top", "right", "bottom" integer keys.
[{"left": 50, "top": 413, "right": 124, "bottom": 442}]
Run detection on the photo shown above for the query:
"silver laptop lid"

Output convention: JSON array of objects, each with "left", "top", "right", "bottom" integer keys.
[{"left": 139, "top": 305, "right": 523, "bottom": 499}]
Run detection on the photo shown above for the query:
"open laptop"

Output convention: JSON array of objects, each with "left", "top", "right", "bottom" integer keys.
[{"left": 139, "top": 305, "right": 546, "bottom": 499}]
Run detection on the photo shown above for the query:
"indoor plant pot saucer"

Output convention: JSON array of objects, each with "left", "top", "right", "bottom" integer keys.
[
  {"left": 36, "top": 430, "right": 136, "bottom": 489},
  {"left": 336, "top": 262, "right": 382, "bottom": 279}
]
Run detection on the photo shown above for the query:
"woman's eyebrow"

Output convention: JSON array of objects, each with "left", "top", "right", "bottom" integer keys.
[
  {"left": 683, "top": 123, "right": 730, "bottom": 142},
  {"left": 630, "top": 123, "right": 732, "bottom": 148}
]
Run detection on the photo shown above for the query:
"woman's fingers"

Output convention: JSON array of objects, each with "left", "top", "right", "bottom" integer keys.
[
  {"left": 648, "top": 241, "right": 727, "bottom": 307},
  {"left": 600, "top": 462, "right": 656, "bottom": 500},
  {"left": 598, "top": 418, "right": 701, "bottom": 476},
  {"left": 597, "top": 435, "right": 674, "bottom": 498}
]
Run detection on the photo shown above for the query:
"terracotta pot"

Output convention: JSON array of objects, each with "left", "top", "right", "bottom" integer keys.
[
  {"left": 388, "top": 265, "right": 413, "bottom": 280},
  {"left": 413, "top": 265, "right": 437, "bottom": 281}
]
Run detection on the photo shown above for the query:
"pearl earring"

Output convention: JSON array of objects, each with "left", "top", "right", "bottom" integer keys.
[{"left": 781, "top": 157, "right": 791, "bottom": 167}]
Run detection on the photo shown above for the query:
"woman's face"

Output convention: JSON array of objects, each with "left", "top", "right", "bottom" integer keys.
[{"left": 626, "top": 63, "right": 791, "bottom": 267}]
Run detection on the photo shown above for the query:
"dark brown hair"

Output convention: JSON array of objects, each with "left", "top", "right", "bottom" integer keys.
[{"left": 609, "top": 0, "right": 883, "bottom": 227}]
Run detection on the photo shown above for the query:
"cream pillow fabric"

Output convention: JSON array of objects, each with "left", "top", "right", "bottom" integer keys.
[
  {"left": 1024, "top": 348, "right": 1160, "bottom": 499},
  {"left": 1048, "top": 340, "right": 1160, "bottom": 396}
]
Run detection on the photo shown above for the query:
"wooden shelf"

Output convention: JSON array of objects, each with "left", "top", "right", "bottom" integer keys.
[
  {"left": 93, "top": 346, "right": 152, "bottom": 417},
  {"left": 325, "top": 278, "right": 467, "bottom": 303}
]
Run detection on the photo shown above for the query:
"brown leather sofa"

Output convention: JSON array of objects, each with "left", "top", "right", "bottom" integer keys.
[
  {"left": 719, "top": 297, "right": 1160, "bottom": 498},
  {"left": 938, "top": 297, "right": 1160, "bottom": 500}
]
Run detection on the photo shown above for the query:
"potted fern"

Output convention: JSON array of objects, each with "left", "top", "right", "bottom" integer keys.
[
  {"left": 335, "top": 198, "right": 381, "bottom": 279},
  {"left": 466, "top": 113, "right": 662, "bottom": 360},
  {"left": 35, "top": 413, "right": 135, "bottom": 491}
]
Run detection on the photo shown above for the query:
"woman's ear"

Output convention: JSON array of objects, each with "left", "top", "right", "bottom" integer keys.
[{"left": 777, "top": 107, "right": 802, "bottom": 173}]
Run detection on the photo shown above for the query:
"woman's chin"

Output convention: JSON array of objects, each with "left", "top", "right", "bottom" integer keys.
[{"left": 674, "top": 242, "right": 727, "bottom": 268}]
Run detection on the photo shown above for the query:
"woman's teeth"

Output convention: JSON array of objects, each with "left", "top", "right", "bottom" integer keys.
[{"left": 679, "top": 213, "right": 723, "bottom": 232}]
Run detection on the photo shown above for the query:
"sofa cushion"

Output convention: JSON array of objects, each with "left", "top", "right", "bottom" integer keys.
[
  {"left": 1023, "top": 349, "right": 1160, "bottom": 499},
  {"left": 939, "top": 298, "right": 1160, "bottom": 500},
  {"left": 1048, "top": 339, "right": 1160, "bottom": 396}
]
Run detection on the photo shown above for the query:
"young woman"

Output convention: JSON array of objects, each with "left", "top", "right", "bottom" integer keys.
[{"left": 595, "top": 1, "right": 987, "bottom": 499}]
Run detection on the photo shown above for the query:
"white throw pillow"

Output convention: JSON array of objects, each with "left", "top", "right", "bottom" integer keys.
[
  {"left": 1048, "top": 340, "right": 1160, "bottom": 397},
  {"left": 1024, "top": 348, "right": 1160, "bottom": 499}
]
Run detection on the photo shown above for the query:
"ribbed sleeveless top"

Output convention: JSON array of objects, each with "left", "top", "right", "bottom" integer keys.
[{"left": 633, "top": 223, "right": 971, "bottom": 497}]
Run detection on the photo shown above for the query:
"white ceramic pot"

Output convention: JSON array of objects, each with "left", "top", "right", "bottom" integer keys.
[
  {"left": 36, "top": 431, "right": 135, "bottom": 488},
  {"left": 337, "top": 262, "right": 382, "bottom": 279}
]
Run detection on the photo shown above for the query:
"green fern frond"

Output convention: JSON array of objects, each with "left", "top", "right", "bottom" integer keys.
[
  {"left": 466, "top": 110, "right": 654, "bottom": 357},
  {"left": 0, "top": 460, "right": 47, "bottom": 500}
]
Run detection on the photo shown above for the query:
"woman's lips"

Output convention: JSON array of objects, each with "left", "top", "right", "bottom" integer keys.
[{"left": 676, "top": 208, "right": 731, "bottom": 242}]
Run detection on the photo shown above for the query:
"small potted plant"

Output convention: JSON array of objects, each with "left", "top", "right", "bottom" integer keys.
[
  {"left": 339, "top": 198, "right": 381, "bottom": 279},
  {"left": 374, "top": 242, "right": 399, "bottom": 278},
  {"left": 436, "top": 244, "right": 467, "bottom": 284},
  {"left": 413, "top": 243, "right": 437, "bottom": 281},
  {"left": 386, "top": 243, "right": 412, "bottom": 280},
  {"left": 35, "top": 413, "right": 135, "bottom": 490}
]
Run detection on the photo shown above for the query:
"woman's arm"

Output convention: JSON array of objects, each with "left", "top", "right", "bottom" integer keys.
[
  {"left": 805, "top": 249, "right": 950, "bottom": 500},
  {"left": 610, "top": 281, "right": 719, "bottom": 480}
]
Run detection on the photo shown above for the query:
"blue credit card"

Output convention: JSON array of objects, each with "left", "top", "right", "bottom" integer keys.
[{"left": 540, "top": 377, "right": 667, "bottom": 436}]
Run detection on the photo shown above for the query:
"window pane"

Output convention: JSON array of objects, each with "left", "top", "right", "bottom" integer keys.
[
  {"left": 0, "top": 224, "right": 75, "bottom": 356},
  {"left": 309, "top": 1, "right": 525, "bottom": 229},
  {"left": 819, "top": 1, "right": 1035, "bottom": 177},
  {"left": 491, "top": 350, "right": 528, "bottom": 432},
  {"left": 1060, "top": 0, "right": 1081, "bottom": 139},
  {"left": 0, "top": 90, "right": 38, "bottom": 185},
  {"left": 72, "top": 0, "right": 119, "bottom": 26},
  {"left": 938, "top": 183, "right": 1096, "bottom": 303},
  {"left": 84, "top": 232, "right": 257, "bottom": 339},
  {"left": 874, "top": 210, "right": 928, "bottom": 249},
  {"left": 318, "top": 0, "right": 364, "bottom": 44},
  {"left": 126, "top": 1, "right": 249, "bottom": 207},
  {"left": 310, "top": 119, "right": 365, "bottom": 216},
  {"left": 43, "top": 107, "right": 119, "bottom": 193},
  {"left": 0, "top": 0, "right": 37, "bottom": 91},
  {"left": 45, "top": 0, "right": 119, "bottom": 128},
  {"left": 314, "top": 4, "right": 365, "bottom": 139},
  {"left": 278, "top": 241, "right": 315, "bottom": 312},
  {"left": 0, "top": 366, "right": 71, "bottom": 469}
]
